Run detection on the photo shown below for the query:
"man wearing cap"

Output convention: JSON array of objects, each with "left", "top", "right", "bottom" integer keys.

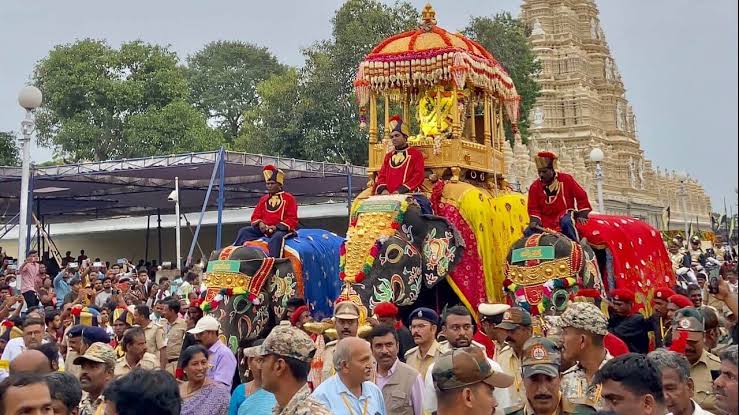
[
  {"left": 689, "top": 236, "right": 706, "bottom": 267},
  {"left": 495, "top": 307, "right": 533, "bottom": 406},
  {"left": 404, "top": 307, "right": 441, "bottom": 378},
  {"left": 433, "top": 346, "right": 514, "bottom": 415},
  {"left": 374, "top": 301, "right": 415, "bottom": 360},
  {"left": 423, "top": 305, "right": 511, "bottom": 414},
  {"left": 188, "top": 315, "right": 237, "bottom": 388},
  {"left": 673, "top": 308, "right": 721, "bottom": 412},
  {"left": 607, "top": 288, "right": 650, "bottom": 354},
  {"left": 318, "top": 300, "right": 361, "bottom": 384},
  {"left": 375, "top": 115, "right": 425, "bottom": 196},
  {"left": 475, "top": 303, "right": 510, "bottom": 359},
  {"left": 110, "top": 308, "right": 133, "bottom": 358},
  {"left": 526, "top": 151, "right": 592, "bottom": 241},
  {"left": 76, "top": 342, "right": 116, "bottom": 415},
  {"left": 507, "top": 337, "right": 596, "bottom": 415},
  {"left": 258, "top": 325, "right": 331, "bottom": 415},
  {"left": 234, "top": 164, "right": 298, "bottom": 258},
  {"left": 649, "top": 287, "right": 676, "bottom": 348},
  {"left": 558, "top": 302, "right": 613, "bottom": 410}
]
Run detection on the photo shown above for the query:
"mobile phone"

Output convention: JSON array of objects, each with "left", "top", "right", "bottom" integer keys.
[
  {"left": 93, "top": 261, "right": 103, "bottom": 268},
  {"left": 708, "top": 269, "right": 720, "bottom": 295},
  {"left": 117, "top": 258, "right": 125, "bottom": 265},
  {"left": 69, "top": 262, "right": 78, "bottom": 269}
]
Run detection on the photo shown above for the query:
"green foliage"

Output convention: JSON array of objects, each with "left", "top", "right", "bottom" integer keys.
[
  {"left": 0, "top": 132, "right": 19, "bottom": 166},
  {"left": 463, "top": 12, "right": 541, "bottom": 143},
  {"left": 32, "top": 39, "right": 219, "bottom": 161},
  {"left": 237, "top": 0, "right": 419, "bottom": 164},
  {"left": 188, "top": 41, "right": 286, "bottom": 143}
]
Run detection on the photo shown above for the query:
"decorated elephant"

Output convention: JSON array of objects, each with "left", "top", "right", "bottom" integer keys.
[
  {"left": 503, "top": 232, "right": 605, "bottom": 317},
  {"left": 203, "top": 229, "right": 344, "bottom": 350},
  {"left": 341, "top": 180, "right": 529, "bottom": 319},
  {"left": 504, "top": 214, "right": 675, "bottom": 319}
]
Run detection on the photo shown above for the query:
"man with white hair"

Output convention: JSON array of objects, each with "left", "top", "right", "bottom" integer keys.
[
  {"left": 311, "top": 337, "right": 386, "bottom": 415},
  {"left": 647, "top": 349, "right": 712, "bottom": 415}
]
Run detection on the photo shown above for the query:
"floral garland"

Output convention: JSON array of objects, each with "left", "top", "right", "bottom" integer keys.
[
  {"left": 200, "top": 287, "right": 259, "bottom": 313},
  {"left": 503, "top": 276, "right": 577, "bottom": 315},
  {"left": 340, "top": 198, "right": 409, "bottom": 284}
]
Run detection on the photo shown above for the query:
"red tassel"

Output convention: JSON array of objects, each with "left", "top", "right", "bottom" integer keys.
[
  {"left": 391, "top": 222, "right": 400, "bottom": 230},
  {"left": 356, "top": 271, "right": 365, "bottom": 283},
  {"left": 339, "top": 272, "right": 346, "bottom": 281},
  {"left": 669, "top": 330, "right": 689, "bottom": 354}
]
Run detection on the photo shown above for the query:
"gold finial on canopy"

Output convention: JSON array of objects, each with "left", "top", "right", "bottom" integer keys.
[{"left": 421, "top": 3, "right": 437, "bottom": 27}]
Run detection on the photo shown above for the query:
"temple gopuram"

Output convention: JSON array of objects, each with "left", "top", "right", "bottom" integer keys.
[{"left": 507, "top": 0, "right": 712, "bottom": 232}]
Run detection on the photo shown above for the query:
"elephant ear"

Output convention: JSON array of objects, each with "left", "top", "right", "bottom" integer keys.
[{"left": 420, "top": 215, "right": 465, "bottom": 289}]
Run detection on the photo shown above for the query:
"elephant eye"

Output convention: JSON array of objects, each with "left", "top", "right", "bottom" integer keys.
[{"left": 385, "top": 244, "right": 403, "bottom": 264}]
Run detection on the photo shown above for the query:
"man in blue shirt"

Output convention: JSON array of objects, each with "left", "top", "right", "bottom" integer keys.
[{"left": 312, "top": 336, "right": 387, "bottom": 415}]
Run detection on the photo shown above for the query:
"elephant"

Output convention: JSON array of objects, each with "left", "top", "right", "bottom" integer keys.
[
  {"left": 341, "top": 180, "right": 529, "bottom": 319},
  {"left": 203, "top": 229, "right": 344, "bottom": 352},
  {"left": 503, "top": 231, "right": 605, "bottom": 316}
]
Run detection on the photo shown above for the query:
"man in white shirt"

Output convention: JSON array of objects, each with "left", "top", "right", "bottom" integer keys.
[
  {"left": 0, "top": 317, "right": 46, "bottom": 381},
  {"left": 647, "top": 349, "right": 713, "bottom": 415},
  {"left": 422, "top": 305, "right": 511, "bottom": 414}
]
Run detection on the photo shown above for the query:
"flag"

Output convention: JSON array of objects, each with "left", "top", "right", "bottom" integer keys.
[
  {"left": 711, "top": 215, "right": 717, "bottom": 232},
  {"left": 661, "top": 206, "right": 671, "bottom": 231},
  {"left": 731, "top": 216, "right": 736, "bottom": 240},
  {"left": 688, "top": 221, "right": 693, "bottom": 239}
]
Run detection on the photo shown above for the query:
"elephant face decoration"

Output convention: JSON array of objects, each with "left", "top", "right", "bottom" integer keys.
[
  {"left": 340, "top": 195, "right": 463, "bottom": 314},
  {"left": 204, "top": 245, "right": 298, "bottom": 350}
]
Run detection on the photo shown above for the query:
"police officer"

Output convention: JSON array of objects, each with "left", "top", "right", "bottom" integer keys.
[{"left": 506, "top": 337, "right": 596, "bottom": 415}]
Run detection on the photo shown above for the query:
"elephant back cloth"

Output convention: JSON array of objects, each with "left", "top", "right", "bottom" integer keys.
[
  {"left": 577, "top": 214, "right": 674, "bottom": 315},
  {"left": 245, "top": 229, "right": 344, "bottom": 319},
  {"left": 430, "top": 180, "right": 529, "bottom": 317}
]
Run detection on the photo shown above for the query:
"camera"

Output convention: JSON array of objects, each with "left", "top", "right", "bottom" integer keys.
[{"left": 167, "top": 190, "right": 178, "bottom": 202}]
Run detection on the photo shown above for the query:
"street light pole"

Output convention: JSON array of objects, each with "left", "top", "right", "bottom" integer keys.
[
  {"left": 17, "top": 86, "right": 42, "bottom": 261},
  {"left": 679, "top": 178, "right": 689, "bottom": 238},
  {"left": 172, "top": 177, "right": 182, "bottom": 271},
  {"left": 589, "top": 148, "right": 605, "bottom": 213}
]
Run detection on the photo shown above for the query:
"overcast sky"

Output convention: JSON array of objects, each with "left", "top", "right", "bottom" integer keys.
[{"left": 0, "top": 0, "right": 736, "bottom": 209}]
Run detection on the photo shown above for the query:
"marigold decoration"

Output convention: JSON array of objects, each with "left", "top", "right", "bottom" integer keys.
[
  {"left": 354, "top": 65, "right": 371, "bottom": 108},
  {"left": 504, "top": 95, "right": 522, "bottom": 137},
  {"left": 451, "top": 52, "right": 469, "bottom": 90},
  {"left": 341, "top": 198, "right": 409, "bottom": 284},
  {"left": 200, "top": 286, "right": 259, "bottom": 312},
  {"left": 503, "top": 276, "right": 577, "bottom": 315}
]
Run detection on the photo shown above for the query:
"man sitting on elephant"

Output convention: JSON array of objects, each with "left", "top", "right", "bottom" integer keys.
[
  {"left": 234, "top": 165, "right": 298, "bottom": 258},
  {"left": 374, "top": 115, "right": 432, "bottom": 214},
  {"left": 526, "top": 151, "right": 592, "bottom": 241}
]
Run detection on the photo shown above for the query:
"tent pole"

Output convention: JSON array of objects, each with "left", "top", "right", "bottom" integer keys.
[
  {"left": 215, "top": 147, "right": 226, "bottom": 250},
  {"left": 36, "top": 199, "right": 41, "bottom": 254},
  {"left": 346, "top": 162, "right": 353, "bottom": 220},
  {"left": 25, "top": 166, "right": 35, "bottom": 255},
  {"left": 188, "top": 150, "right": 221, "bottom": 266},
  {"left": 145, "top": 214, "right": 150, "bottom": 263},
  {"left": 157, "top": 208, "right": 162, "bottom": 265}
]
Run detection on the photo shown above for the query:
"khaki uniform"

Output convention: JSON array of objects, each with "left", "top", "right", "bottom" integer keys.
[
  {"left": 142, "top": 321, "right": 165, "bottom": 363},
  {"left": 272, "top": 383, "right": 331, "bottom": 415},
  {"left": 505, "top": 396, "right": 596, "bottom": 415},
  {"left": 496, "top": 345, "right": 525, "bottom": 407},
  {"left": 114, "top": 352, "right": 159, "bottom": 377},
  {"left": 79, "top": 395, "right": 104, "bottom": 415},
  {"left": 561, "top": 351, "right": 613, "bottom": 411},
  {"left": 404, "top": 340, "right": 448, "bottom": 378},
  {"left": 691, "top": 349, "right": 721, "bottom": 412},
  {"left": 164, "top": 317, "right": 187, "bottom": 373},
  {"left": 320, "top": 339, "right": 338, "bottom": 381}
]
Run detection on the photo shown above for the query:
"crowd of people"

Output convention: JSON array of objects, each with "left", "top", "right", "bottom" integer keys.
[{"left": 0, "top": 242, "right": 736, "bottom": 415}]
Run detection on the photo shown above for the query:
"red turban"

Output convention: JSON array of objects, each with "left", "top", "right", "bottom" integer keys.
[
  {"left": 668, "top": 294, "right": 693, "bottom": 309},
  {"left": 571, "top": 288, "right": 602, "bottom": 301},
  {"left": 534, "top": 151, "right": 559, "bottom": 169},
  {"left": 374, "top": 302, "right": 399, "bottom": 318},
  {"left": 653, "top": 287, "right": 676, "bottom": 302},
  {"left": 290, "top": 305, "right": 310, "bottom": 326},
  {"left": 609, "top": 288, "right": 635, "bottom": 303}
]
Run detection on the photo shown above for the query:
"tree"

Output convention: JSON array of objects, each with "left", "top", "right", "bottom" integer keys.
[
  {"left": 0, "top": 132, "right": 19, "bottom": 166},
  {"left": 236, "top": 69, "right": 307, "bottom": 158},
  {"left": 32, "top": 39, "right": 221, "bottom": 161},
  {"left": 239, "top": 0, "right": 419, "bottom": 164},
  {"left": 188, "top": 41, "right": 286, "bottom": 143},
  {"left": 463, "top": 13, "right": 541, "bottom": 143}
]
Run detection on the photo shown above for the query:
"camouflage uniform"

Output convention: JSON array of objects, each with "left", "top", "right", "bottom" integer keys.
[
  {"left": 506, "top": 337, "right": 596, "bottom": 415},
  {"left": 273, "top": 383, "right": 331, "bottom": 415},
  {"left": 249, "top": 325, "right": 332, "bottom": 415},
  {"left": 75, "top": 342, "right": 117, "bottom": 415},
  {"left": 556, "top": 303, "right": 611, "bottom": 411}
]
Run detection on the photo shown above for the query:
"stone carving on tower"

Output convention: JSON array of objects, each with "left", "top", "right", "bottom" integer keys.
[{"left": 520, "top": 0, "right": 712, "bottom": 230}]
